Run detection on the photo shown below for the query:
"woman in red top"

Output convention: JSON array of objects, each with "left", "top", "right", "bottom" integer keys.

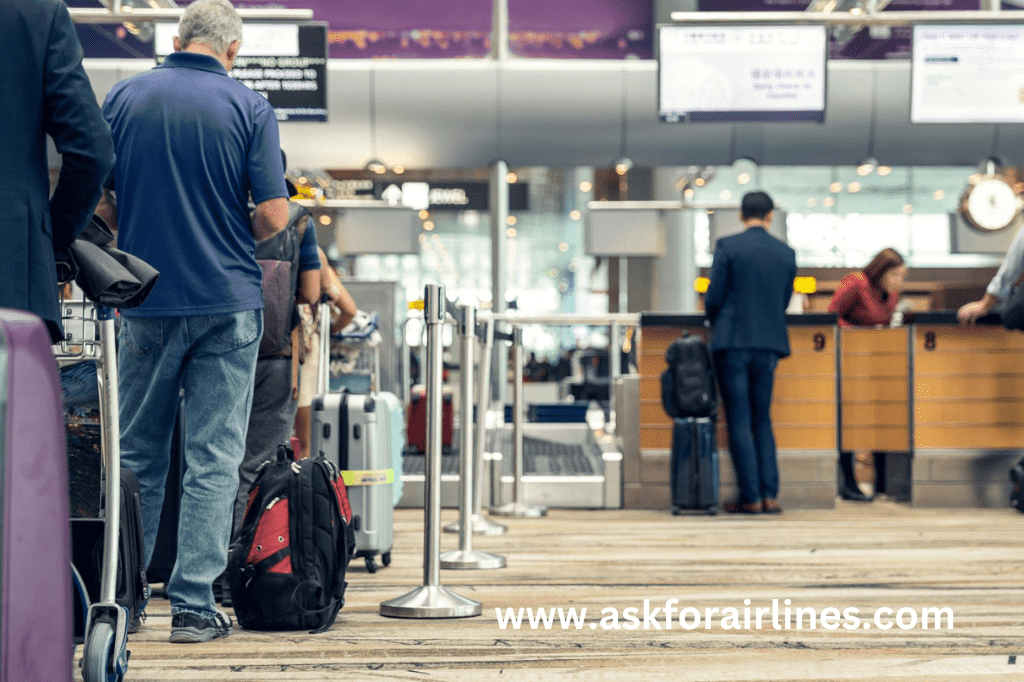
[
  {"left": 828, "top": 248, "right": 907, "bottom": 327},
  {"left": 828, "top": 248, "right": 907, "bottom": 501}
]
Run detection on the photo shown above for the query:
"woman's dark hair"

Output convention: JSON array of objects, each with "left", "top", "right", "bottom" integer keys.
[{"left": 862, "top": 248, "right": 905, "bottom": 288}]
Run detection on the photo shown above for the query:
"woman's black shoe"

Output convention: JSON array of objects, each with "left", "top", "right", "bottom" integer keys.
[{"left": 840, "top": 484, "right": 872, "bottom": 502}]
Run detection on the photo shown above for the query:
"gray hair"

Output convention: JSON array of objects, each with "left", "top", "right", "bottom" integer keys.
[{"left": 177, "top": 0, "right": 243, "bottom": 55}]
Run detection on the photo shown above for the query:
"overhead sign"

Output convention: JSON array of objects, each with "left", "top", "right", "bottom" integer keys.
[
  {"left": 658, "top": 24, "right": 827, "bottom": 123},
  {"left": 376, "top": 182, "right": 529, "bottom": 212},
  {"left": 912, "top": 25, "right": 1024, "bottom": 123},
  {"left": 155, "top": 23, "right": 328, "bottom": 122}
]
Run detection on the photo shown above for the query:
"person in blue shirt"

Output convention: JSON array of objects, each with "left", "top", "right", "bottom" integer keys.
[
  {"left": 101, "top": 0, "right": 288, "bottom": 643},
  {"left": 704, "top": 191, "right": 797, "bottom": 515}
]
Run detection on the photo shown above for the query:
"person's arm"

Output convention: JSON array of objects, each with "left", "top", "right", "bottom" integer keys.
[
  {"left": 827, "top": 273, "right": 862, "bottom": 321},
  {"left": 252, "top": 197, "right": 289, "bottom": 240},
  {"left": 316, "top": 248, "right": 357, "bottom": 333},
  {"left": 959, "top": 225, "right": 1024, "bottom": 324},
  {"left": 44, "top": 0, "right": 115, "bottom": 250},
  {"left": 296, "top": 215, "right": 320, "bottom": 305},
  {"left": 94, "top": 188, "right": 118, "bottom": 239},
  {"left": 703, "top": 241, "right": 730, "bottom": 322}
]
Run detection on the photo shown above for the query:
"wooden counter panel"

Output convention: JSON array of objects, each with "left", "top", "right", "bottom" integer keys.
[
  {"left": 638, "top": 376, "right": 662, "bottom": 401},
  {"left": 840, "top": 327, "right": 908, "bottom": 352},
  {"left": 638, "top": 353, "right": 667, "bottom": 377},
  {"left": 841, "top": 402, "right": 909, "bottom": 427},
  {"left": 841, "top": 354, "right": 909, "bottom": 377},
  {"left": 914, "top": 353, "right": 1024, "bottom": 375},
  {"left": 775, "top": 425, "right": 836, "bottom": 450},
  {"left": 914, "top": 326, "right": 1024, "bottom": 352},
  {"left": 915, "top": 399, "right": 1022, "bottom": 424},
  {"left": 841, "top": 426, "right": 909, "bottom": 451},
  {"left": 916, "top": 375, "right": 1024, "bottom": 400},
  {"left": 774, "top": 377, "right": 835, "bottom": 401},
  {"left": 772, "top": 400, "right": 835, "bottom": 425},
  {"left": 917, "top": 425, "right": 1024, "bottom": 449},
  {"left": 842, "top": 377, "right": 907, "bottom": 402},
  {"left": 640, "top": 426, "right": 673, "bottom": 450},
  {"left": 639, "top": 401, "right": 672, "bottom": 425}
]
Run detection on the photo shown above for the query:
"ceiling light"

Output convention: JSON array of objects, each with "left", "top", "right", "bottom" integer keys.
[
  {"left": 506, "top": 172, "right": 518, "bottom": 183},
  {"left": 365, "top": 159, "right": 387, "bottom": 175},
  {"left": 856, "top": 157, "right": 878, "bottom": 176},
  {"left": 720, "top": 190, "right": 732, "bottom": 200},
  {"left": 579, "top": 181, "right": 593, "bottom": 192},
  {"left": 613, "top": 158, "right": 633, "bottom": 176},
  {"left": 933, "top": 190, "right": 946, "bottom": 201},
  {"left": 392, "top": 165, "right": 405, "bottom": 175},
  {"left": 823, "top": 197, "right": 836, "bottom": 208},
  {"left": 877, "top": 166, "right": 892, "bottom": 176},
  {"left": 830, "top": 182, "right": 842, "bottom": 193},
  {"left": 847, "top": 182, "right": 861, "bottom": 193},
  {"left": 737, "top": 172, "right": 751, "bottom": 185}
]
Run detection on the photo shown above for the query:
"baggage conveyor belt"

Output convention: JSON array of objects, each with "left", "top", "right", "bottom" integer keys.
[{"left": 398, "top": 422, "right": 622, "bottom": 509}]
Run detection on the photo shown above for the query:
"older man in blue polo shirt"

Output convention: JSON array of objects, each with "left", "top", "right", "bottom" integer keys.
[{"left": 102, "top": 0, "right": 288, "bottom": 643}]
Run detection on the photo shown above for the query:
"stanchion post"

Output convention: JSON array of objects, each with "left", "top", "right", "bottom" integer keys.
[
  {"left": 440, "top": 305, "right": 505, "bottom": 569},
  {"left": 444, "top": 317, "right": 507, "bottom": 535},
  {"left": 491, "top": 325, "right": 546, "bottom": 518},
  {"left": 380, "top": 285, "right": 481, "bottom": 618},
  {"left": 609, "top": 321, "right": 620, "bottom": 433}
]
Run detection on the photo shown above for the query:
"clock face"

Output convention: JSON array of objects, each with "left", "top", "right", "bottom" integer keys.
[{"left": 965, "top": 177, "right": 1019, "bottom": 232}]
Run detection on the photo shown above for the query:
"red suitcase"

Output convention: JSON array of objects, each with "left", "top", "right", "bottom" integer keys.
[
  {"left": 0, "top": 311, "right": 72, "bottom": 682},
  {"left": 406, "top": 386, "right": 453, "bottom": 453}
]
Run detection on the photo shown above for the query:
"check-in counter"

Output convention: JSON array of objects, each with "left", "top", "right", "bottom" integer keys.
[
  {"left": 909, "top": 312, "right": 1023, "bottom": 507},
  {"left": 628, "top": 311, "right": 1020, "bottom": 510},
  {"left": 634, "top": 313, "right": 838, "bottom": 510}
]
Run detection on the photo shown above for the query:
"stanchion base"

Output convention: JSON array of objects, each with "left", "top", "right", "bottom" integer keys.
[
  {"left": 440, "top": 549, "right": 507, "bottom": 570},
  {"left": 443, "top": 514, "right": 509, "bottom": 536},
  {"left": 380, "top": 585, "right": 482, "bottom": 619},
  {"left": 489, "top": 502, "right": 547, "bottom": 518}
]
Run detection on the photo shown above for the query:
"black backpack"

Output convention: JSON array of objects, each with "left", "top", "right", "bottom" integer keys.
[
  {"left": 228, "top": 444, "right": 355, "bottom": 633},
  {"left": 660, "top": 332, "right": 718, "bottom": 420},
  {"left": 254, "top": 202, "right": 310, "bottom": 357}
]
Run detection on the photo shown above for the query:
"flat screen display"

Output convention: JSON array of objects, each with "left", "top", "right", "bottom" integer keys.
[
  {"left": 155, "top": 23, "right": 328, "bottom": 122},
  {"left": 658, "top": 25, "right": 827, "bottom": 123},
  {"left": 911, "top": 25, "right": 1024, "bottom": 124}
]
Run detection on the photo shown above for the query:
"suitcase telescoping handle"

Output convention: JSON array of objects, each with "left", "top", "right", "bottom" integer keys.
[{"left": 316, "top": 294, "right": 331, "bottom": 396}]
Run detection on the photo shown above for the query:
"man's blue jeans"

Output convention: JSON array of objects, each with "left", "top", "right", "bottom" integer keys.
[
  {"left": 118, "top": 311, "right": 261, "bottom": 619},
  {"left": 713, "top": 348, "right": 781, "bottom": 505}
]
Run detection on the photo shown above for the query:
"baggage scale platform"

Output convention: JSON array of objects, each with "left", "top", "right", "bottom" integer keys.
[{"left": 398, "top": 422, "right": 622, "bottom": 509}]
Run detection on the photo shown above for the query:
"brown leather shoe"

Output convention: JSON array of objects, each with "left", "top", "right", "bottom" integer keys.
[
  {"left": 723, "top": 500, "right": 762, "bottom": 514},
  {"left": 761, "top": 498, "right": 782, "bottom": 514}
]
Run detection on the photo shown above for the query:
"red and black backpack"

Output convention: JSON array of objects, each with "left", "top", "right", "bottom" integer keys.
[{"left": 228, "top": 444, "right": 355, "bottom": 633}]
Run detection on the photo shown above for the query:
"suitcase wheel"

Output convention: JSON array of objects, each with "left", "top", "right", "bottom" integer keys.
[
  {"left": 671, "top": 506, "right": 682, "bottom": 516},
  {"left": 381, "top": 551, "right": 391, "bottom": 567},
  {"left": 706, "top": 506, "right": 718, "bottom": 516},
  {"left": 365, "top": 556, "right": 378, "bottom": 573}
]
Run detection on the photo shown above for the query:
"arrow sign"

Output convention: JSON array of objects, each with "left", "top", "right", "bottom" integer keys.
[{"left": 382, "top": 184, "right": 403, "bottom": 206}]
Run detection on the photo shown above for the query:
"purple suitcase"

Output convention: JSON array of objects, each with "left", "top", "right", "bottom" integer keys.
[{"left": 0, "top": 311, "right": 71, "bottom": 682}]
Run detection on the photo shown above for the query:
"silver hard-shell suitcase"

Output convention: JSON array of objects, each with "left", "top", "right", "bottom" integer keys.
[{"left": 309, "top": 302, "right": 394, "bottom": 572}]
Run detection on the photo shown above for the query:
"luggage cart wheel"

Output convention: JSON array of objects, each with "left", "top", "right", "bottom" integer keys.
[
  {"left": 365, "top": 556, "right": 378, "bottom": 573},
  {"left": 82, "top": 621, "right": 120, "bottom": 682},
  {"left": 381, "top": 551, "right": 391, "bottom": 567},
  {"left": 706, "top": 506, "right": 718, "bottom": 516}
]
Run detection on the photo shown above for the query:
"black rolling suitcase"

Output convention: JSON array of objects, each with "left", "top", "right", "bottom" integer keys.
[
  {"left": 1011, "top": 457, "right": 1024, "bottom": 513},
  {"left": 670, "top": 417, "right": 719, "bottom": 515}
]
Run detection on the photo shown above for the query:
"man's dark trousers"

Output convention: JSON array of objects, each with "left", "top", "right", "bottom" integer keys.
[{"left": 714, "top": 348, "right": 781, "bottom": 505}]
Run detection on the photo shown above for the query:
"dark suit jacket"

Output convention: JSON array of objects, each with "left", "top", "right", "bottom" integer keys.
[
  {"left": 0, "top": 0, "right": 114, "bottom": 342},
  {"left": 704, "top": 225, "right": 797, "bottom": 358}
]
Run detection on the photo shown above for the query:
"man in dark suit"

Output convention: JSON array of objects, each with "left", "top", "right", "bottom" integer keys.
[
  {"left": 0, "top": 0, "right": 115, "bottom": 343},
  {"left": 704, "top": 191, "right": 797, "bottom": 515}
]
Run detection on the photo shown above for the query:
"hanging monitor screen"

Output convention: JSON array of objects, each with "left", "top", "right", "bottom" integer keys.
[
  {"left": 911, "top": 25, "right": 1024, "bottom": 124},
  {"left": 658, "top": 25, "right": 827, "bottom": 123},
  {"left": 155, "top": 23, "right": 328, "bottom": 122}
]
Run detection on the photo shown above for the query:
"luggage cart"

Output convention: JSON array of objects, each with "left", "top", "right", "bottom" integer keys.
[
  {"left": 329, "top": 311, "right": 381, "bottom": 394},
  {"left": 56, "top": 299, "right": 130, "bottom": 682}
]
